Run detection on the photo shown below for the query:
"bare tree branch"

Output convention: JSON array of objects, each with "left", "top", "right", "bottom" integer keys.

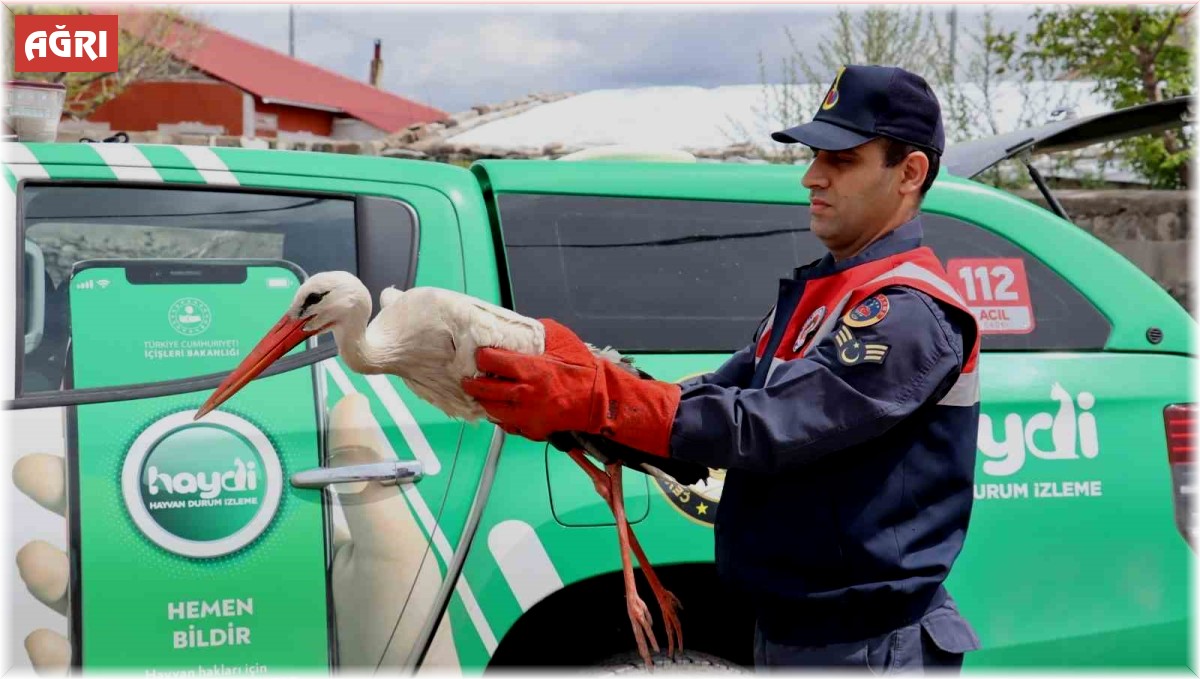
[{"left": 6, "top": 5, "right": 203, "bottom": 119}]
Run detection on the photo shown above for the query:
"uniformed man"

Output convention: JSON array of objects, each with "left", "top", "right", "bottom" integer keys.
[{"left": 462, "top": 64, "right": 983, "bottom": 673}]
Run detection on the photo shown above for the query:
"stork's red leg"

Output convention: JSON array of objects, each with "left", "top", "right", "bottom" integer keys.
[
  {"left": 566, "top": 450, "right": 685, "bottom": 661},
  {"left": 567, "top": 449, "right": 610, "bottom": 495},
  {"left": 608, "top": 461, "right": 659, "bottom": 670}
]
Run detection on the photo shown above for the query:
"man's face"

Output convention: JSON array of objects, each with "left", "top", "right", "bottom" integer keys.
[{"left": 801, "top": 138, "right": 906, "bottom": 256}]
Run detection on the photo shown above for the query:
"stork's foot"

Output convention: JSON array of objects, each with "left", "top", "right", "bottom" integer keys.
[
  {"left": 647, "top": 575, "right": 683, "bottom": 660},
  {"left": 625, "top": 577, "right": 685, "bottom": 669},
  {"left": 626, "top": 585, "right": 659, "bottom": 669},
  {"left": 621, "top": 513, "right": 684, "bottom": 659},
  {"left": 608, "top": 462, "right": 662, "bottom": 671}
]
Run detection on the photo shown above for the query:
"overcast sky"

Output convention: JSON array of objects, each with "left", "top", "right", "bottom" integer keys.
[{"left": 193, "top": 4, "right": 1037, "bottom": 114}]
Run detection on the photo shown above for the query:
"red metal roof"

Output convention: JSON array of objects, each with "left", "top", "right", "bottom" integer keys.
[{"left": 128, "top": 13, "right": 448, "bottom": 134}]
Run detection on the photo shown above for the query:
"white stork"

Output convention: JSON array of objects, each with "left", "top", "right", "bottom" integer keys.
[{"left": 195, "top": 271, "right": 705, "bottom": 669}]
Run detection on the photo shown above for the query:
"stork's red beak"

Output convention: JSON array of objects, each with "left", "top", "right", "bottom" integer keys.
[{"left": 194, "top": 313, "right": 321, "bottom": 420}]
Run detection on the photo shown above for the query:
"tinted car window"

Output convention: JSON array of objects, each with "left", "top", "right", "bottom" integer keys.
[
  {"left": 498, "top": 194, "right": 1110, "bottom": 353},
  {"left": 498, "top": 194, "right": 823, "bottom": 352},
  {"left": 922, "top": 214, "right": 1111, "bottom": 351},
  {"left": 20, "top": 185, "right": 360, "bottom": 395}
]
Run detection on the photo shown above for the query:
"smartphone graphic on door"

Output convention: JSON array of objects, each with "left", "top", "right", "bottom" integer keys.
[{"left": 64, "top": 259, "right": 336, "bottom": 672}]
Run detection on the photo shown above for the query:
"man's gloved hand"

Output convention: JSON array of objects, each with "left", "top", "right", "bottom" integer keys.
[
  {"left": 462, "top": 319, "right": 681, "bottom": 457},
  {"left": 11, "top": 393, "right": 458, "bottom": 674}
]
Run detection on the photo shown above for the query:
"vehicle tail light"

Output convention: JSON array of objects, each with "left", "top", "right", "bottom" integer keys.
[{"left": 1164, "top": 404, "right": 1194, "bottom": 546}]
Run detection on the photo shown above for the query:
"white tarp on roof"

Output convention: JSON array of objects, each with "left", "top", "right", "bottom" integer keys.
[{"left": 445, "top": 81, "right": 1111, "bottom": 152}]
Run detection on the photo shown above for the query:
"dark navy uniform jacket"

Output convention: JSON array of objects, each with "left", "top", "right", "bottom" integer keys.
[{"left": 667, "top": 217, "right": 982, "bottom": 646}]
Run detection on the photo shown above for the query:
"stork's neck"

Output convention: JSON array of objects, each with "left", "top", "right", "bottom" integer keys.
[{"left": 330, "top": 306, "right": 385, "bottom": 374}]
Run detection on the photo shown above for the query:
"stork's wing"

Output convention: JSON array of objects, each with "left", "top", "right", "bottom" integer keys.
[{"left": 458, "top": 296, "right": 545, "bottom": 356}]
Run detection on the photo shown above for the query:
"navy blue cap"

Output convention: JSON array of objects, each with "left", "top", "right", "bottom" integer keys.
[{"left": 772, "top": 64, "right": 945, "bottom": 156}]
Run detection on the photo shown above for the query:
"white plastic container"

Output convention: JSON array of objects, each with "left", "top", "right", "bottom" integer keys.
[{"left": 5, "top": 80, "right": 66, "bottom": 142}]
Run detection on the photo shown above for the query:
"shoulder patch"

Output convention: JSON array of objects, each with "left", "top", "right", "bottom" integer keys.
[
  {"left": 833, "top": 325, "right": 890, "bottom": 366},
  {"left": 843, "top": 293, "right": 890, "bottom": 328}
]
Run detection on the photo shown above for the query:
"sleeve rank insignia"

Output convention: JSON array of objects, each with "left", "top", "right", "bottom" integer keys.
[{"left": 833, "top": 325, "right": 890, "bottom": 366}]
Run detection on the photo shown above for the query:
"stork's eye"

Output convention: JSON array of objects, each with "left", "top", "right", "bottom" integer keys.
[{"left": 298, "top": 290, "right": 330, "bottom": 317}]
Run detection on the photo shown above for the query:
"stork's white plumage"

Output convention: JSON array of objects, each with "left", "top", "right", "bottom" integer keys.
[
  {"left": 341, "top": 276, "right": 546, "bottom": 421},
  {"left": 195, "top": 271, "right": 686, "bottom": 669}
]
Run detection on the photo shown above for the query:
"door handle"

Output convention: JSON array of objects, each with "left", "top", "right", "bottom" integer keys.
[{"left": 290, "top": 461, "right": 424, "bottom": 489}]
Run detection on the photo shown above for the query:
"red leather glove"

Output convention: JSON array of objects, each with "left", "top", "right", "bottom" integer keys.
[{"left": 462, "top": 319, "right": 681, "bottom": 457}]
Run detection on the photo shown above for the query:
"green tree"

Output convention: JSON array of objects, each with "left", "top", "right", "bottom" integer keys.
[
  {"left": 956, "top": 8, "right": 1089, "bottom": 189},
  {"left": 4, "top": 5, "right": 201, "bottom": 120},
  {"left": 1005, "top": 5, "right": 1193, "bottom": 188}
]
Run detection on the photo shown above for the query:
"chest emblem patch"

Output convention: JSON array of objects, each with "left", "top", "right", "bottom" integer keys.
[
  {"left": 843, "top": 293, "right": 890, "bottom": 328},
  {"left": 792, "top": 306, "right": 826, "bottom": 353}
]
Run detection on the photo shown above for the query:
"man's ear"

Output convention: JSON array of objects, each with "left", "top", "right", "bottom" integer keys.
[{"left": 900, "top": 151, "right": 930, "bottom": 197}]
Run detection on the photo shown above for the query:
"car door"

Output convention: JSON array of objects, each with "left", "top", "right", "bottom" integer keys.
[
  {"left": 458, "top": 163, "right": 833, "bottom": 663},
  {"left": 918, "top": 194, "right": 1194, "bottom": 669},
  {"left": 3, "top": 141, "right": 488, "bottom": 673}
]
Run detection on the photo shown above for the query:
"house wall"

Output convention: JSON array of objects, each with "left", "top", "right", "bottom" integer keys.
[
  {"left": 87, "top": 81, "right": 247, "bottom": 135},
  {"left": 254, "top": 101, "right": 333, "bottom": 138},
  {"left": 331, "top": 117, "right": 387, "bottom": 141},
  {"left": 87, "top": 82, "right": 337, "bottom": 138}
]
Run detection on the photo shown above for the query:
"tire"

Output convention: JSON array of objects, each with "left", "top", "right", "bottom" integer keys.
[{"left": 595, "top": 649, "right": 747, "bottom": 674}]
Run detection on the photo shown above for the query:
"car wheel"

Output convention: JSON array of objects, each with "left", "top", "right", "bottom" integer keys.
[{"left": 595, "top": 649, "right": 747, "bottom": 673}]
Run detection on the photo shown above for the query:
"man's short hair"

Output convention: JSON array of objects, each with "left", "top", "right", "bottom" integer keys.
[{"left": 882, "top": 138, "right": 940, "bottom": 197}]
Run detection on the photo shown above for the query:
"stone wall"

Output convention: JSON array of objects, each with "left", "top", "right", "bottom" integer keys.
[{"left": 1015, "top": 189, "right": 1191, "bottom": 312}]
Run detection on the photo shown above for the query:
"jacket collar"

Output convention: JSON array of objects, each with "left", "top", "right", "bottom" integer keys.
[{"left": 794, "top": 215, "right": 924, "bottom": 280}]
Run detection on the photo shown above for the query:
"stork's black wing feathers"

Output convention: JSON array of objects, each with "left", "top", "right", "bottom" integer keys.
[
  {"left": 547, "top": 431, "right": 709, "bottom": 486},
  {"left": 575, "top": 432, "right": 710, "bottom": 486}
]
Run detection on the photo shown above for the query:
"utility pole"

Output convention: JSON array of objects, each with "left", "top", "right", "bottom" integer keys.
[{"left": 288, "top": 5, "right": 295, "bottom": 57}]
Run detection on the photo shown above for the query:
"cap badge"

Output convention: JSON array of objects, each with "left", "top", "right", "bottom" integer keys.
[{"left": 822, "top": 66, "right": 846, "bottom": 111}]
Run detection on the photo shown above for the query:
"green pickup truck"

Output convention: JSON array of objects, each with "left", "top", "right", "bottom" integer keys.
[{"left": 4, "top": 97, "right": 1193, "bottom": 674}]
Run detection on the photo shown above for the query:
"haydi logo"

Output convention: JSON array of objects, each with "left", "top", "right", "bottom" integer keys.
[
  {"left": 14, "top": 14, "right": 118, "bottom": 72},
  {"left": 122, "top": 411, "right": 283, "bottom": 558},
  {"left": 146, "top": 457, "right": 260, "bottom": 501},
  {"left": 978, "top": 383, "right": 1099, "bottom": 477}
]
